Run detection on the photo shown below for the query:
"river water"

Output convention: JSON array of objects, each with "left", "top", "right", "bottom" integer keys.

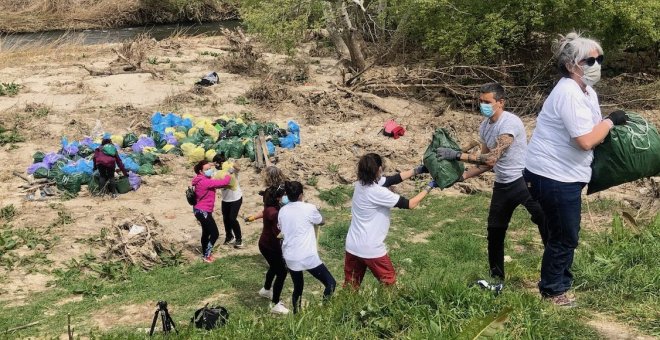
[{"left": 0, "top": 21, "right": 240, "bottom": 50}]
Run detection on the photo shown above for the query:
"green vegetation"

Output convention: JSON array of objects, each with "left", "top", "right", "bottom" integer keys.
[
  {"left": 318, "top": 185, "right": 353, "bottom": 207},
  {"left": 306, "top": 175, "right": 319, "bottom": 187},
  {"left": 0, "top": 204, "right": 16, "bottom": 222},
  {"left": 0, "top": 82, "right": 20, "bottom": 96},
  {"left": 0, "top": 124, "right": 25, "bottom": 146},
  {"left": 1, "top": 195, "right": 655, "bottom": 338},
  {"left": 234, "top": 96, "right": 251, "bottom": 105}
]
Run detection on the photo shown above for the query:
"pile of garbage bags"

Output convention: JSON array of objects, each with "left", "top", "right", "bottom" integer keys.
[{"left": 25, "top": 112, "right": 302, "bottom": 196}]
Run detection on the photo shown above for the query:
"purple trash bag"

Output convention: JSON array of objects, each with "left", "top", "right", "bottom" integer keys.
[
  {"left": 43, "top": 153, "right": 65, "bottom": 166},
  {"left": 165, "top": 134, "right": 178, "bottom": 146},
  {"left": 128, "top": 172, "right": 141, "bottom": 191},
  {"left": 131, "top": 137, "right": 156, "bottom": 153},
  {"left": 27, "top": 162, "right": 49, "bottom": 174}
]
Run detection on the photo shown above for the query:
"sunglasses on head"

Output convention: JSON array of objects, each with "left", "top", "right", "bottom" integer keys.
[{"left": 581, "top": 55, "right": 604, "bottom": 66}]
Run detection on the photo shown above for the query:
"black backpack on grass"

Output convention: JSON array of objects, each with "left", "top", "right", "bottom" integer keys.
[{"left": 191, "top": 303, "right": 229, "bottom": 330}]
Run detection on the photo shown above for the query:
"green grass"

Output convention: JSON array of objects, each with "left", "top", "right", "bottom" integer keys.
[
  {"left": 318, "top": 185, "right": 353, "bottom": 207},
  {"left": 0, "top": 195, "right": 657, "bottom": 338},
  {"left": 0, "top": 82, "right": 20, "bottom": 96}
]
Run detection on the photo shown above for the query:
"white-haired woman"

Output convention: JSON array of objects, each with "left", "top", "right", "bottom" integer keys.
[{"left": 524, "top": 32, "right": 628, "bottom": 306}]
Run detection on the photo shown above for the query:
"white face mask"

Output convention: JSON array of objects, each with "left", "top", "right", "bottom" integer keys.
[{"left": 580, "top": 62, "right": 601, "bottom": 87}]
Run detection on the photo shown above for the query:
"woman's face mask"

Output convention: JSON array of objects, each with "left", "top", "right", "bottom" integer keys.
[
  {"left": 480, "top": 103, "right": 494, "bottom": 118},
  {"left": 204, "top": 168, "right": 215, "bottom": 177},
  {"left": 280, "top": 195, "right": 290, "bottom": 206},
  {"left": 580, "top": 63, "right": 601, "bottom": 87}
]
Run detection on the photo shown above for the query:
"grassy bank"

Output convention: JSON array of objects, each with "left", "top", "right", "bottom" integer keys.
[
  {"left": 1, "top": 194, "right": 658, "bottom": 338},
  {"left": 0, "top": 0, "right": 237, "bottom": 33}
]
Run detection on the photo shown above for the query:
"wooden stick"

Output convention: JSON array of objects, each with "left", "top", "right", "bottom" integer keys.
[
  {"left": 6, "top": 321, "right": 40, "bottom": 333},
  {"left": 12, "top": 171, "right": 32, "bottom": 184},
  {"left": 67, "top": 314, "right": 73, "bottom": 340},
  {"left": 258, "top": 131, "right": 272, "bottom": 167},
  {"left": 254, "top": 136, "right": 264, "bottom": 168}
]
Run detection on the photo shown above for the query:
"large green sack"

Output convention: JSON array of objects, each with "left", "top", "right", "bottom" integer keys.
[
  {"left": 33, "top": 151, "right": 45, "bottom": 163},
  {"left": 588, "top": 113, "right": 660, "bottom": 194},
  {"left": 57, "top": 174, "right": 86, "bottom": 194},
  {"left": 423, "top": 128, "right": 465, "bottom": 189},
  {"left": 137, "top": 164, "right": 155, "bottom": 175},
  {"left": 244, "top": 139, "right": 256, "bottom": 161},
  {"left": 123, "top": 133, "right": 138, "bottom": 148},
  {"left": 226, "top": 138, "right": 245, "bottom": 159},
  {"left": 116, "top": 176, "right": 132, "bottom": 194},
  {"left": 33, "top": 167, "right": 49, "bottom": 179},
  {"left": 88, "top": 176, "right": 102, "bottom": 195}
]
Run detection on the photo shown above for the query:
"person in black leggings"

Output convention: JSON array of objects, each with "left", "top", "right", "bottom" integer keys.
[
  {"left": 258, "top": 185, "right": 290, "bottom": 314},
  {"left": 278, "top": 181, "right": 336, "bottom": 314},
  {"left": 213, "top": 153, "right": 244, "bottom": 249}
]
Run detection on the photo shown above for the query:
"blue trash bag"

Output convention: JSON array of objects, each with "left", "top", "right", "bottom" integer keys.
[
  {"left": 279, "top": 134, "right": 297, "bottom": 149},
  {"left": 27, "top": 162, "right": 49, "bottom": 174},
  {"left": 171, "top": 114, "right": 183, "bottom": 127},
  {"left": 151, "top": 112, "right": 163, "bottom": 127},
  {"left": 132, "top": 137, "right": 156, "bottom": 153},
  {"left": 128, "top": 172, "right": 141, "bottom": 191},
  {"left": 288, "top": 120, "right": 300, "bottom": 134},
  {"left": 62, "top": 159, "right": 94, "bottom": 175},
  {"left": 43, "top": 153, "right": 66, "bottom": 167},
  {"left": 103, "top": 132, "right": 111, "bottom": 140},
  {"left": 266, "top": 141, "right": 276, "bottom": 156},
  {"left": 61, "top": 137, "right": 80, "bottom": 156},
  {"left": 80, "top": 137, "right": 100, "bottom": 150},
  {"left": 181, "top": 118, "right": 193, "bottom": 129},
  {"left": 120, "top": 154, "right": 140, "bottom": 173}
]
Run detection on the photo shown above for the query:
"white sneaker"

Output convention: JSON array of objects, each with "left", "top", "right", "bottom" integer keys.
[
  {"left": 258, "top": 287, "right": 273, "bottom": 300},
  {"left": 270, "top": 302, "right": 289, "bottom": 314}
]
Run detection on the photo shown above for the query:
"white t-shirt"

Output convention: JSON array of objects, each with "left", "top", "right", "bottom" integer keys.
[
  {"left": 345, "top": 177, "right": 400, "bottom": 259},
  {"left": 221, "top": 175, "right": 242, "bottom": 202},
  {"left": 278, "top": 201, "right": 324, "bottom": 271},
  {"left": 479, "top": 111, "right": 527, "bottom": 184},
  {"left": 526, "top": 77, "right": 602, "bottom": 183}
]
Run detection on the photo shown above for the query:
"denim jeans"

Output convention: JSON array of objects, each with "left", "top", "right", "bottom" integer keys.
[{"left": 524, "top": 169, "right": 585, "bottom": 297}]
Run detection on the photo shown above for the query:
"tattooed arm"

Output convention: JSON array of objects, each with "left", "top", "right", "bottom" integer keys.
[
  {"left": 459, "top": 134, "right": 514, "bottom": 167},
  {"left": 461, "top": 143, "right": 493, "bottom": 181}
]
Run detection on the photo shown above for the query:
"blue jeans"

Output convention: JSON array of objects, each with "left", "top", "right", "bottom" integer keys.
[{"left": 524, "top": 169, "right": 585, "bottom": 297}]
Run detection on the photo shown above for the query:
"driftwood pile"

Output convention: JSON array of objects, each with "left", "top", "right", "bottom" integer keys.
[{"left": 106, "top": 213, "right": 179, "bottom": 270}]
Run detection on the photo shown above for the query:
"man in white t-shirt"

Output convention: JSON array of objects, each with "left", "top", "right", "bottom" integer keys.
[
  {"left": 436, "top": 83, "right": 545, "bottom": 288},
  {"left": 344, "top": 153, "right": 436, "bottom": 289}
]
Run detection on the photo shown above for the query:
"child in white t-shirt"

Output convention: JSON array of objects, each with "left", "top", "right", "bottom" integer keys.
[{"left": 278, "top": 181, "right": 336, "bottom": 313}]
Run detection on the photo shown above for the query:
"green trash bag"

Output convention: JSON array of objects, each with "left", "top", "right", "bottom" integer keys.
[
  {"left": 123, "top": 133, "right": 138, "bottom": 148},
  {"left": 138, "top": 164, "right": 155, "bottom": 175},
  {"left": 88, "top": 175, "right": 102, "bottom": 195},
  {"left": 149, "top": 131, "right": 167, "bottom": 149},
  {"left": 33, "top": 167, "right": 49, "bottom": 179},
  {"left": 33, "top": 151, "right": 45, "bottom": 163},
  {"left": 77, "top": 145, "right": 93, "bottom": 157},
  {"left": 244, "top": 139, "right": 256, "bottom": 161},
  {"left": 244, "top": 123, "right": 259, "bottom": 138},
  {"left": 588, "top": 113, "right": 660, "bottom": 194},
  {"left": 226, "top": 138, "right": 245, "bottom": 159},
  {"left": 57, "top": 174, "right": 86, "bottom": 195},
  {"left": 48, "top": 161, "right": 67, "bottom": 182},
  {"left": 423, "top": 128, "right": 465, "bottom": 189},
  {"left": 115, "top": 176, "right": 132, "bottom": 194}
]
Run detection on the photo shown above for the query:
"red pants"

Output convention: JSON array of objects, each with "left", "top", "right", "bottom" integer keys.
[{"left": 343, "top": 251, "right": 396, "bottom": 289}]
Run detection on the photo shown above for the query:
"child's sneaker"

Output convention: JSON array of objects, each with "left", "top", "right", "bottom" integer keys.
[
  {"left": 258, "top": 287, "right": 273, "bottom": 300},
  {"left": 270, "top": 302, "right": 289, "bottom": 315},
  {"left": 234, "top": 240, "right": 244, "bottom": 249},
  {"left": 473, "top": 279, "right": 504, "bottom": 295},
  {"left": 223, "top": 237, "right": 235, "bottom": 245},
  {"left": 203, "top": 255, "right": 215, "bottom": 263}
]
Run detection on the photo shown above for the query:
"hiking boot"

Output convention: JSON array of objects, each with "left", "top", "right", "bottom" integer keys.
[
  {"left": 234, "top": 240, "right": 244, "bottom": 249},
  {"left": 270, "top": 302, "right": 290, "bottom": 315},
  {"left": 223, "top": 237, "right": 235, "bottom": 245},
  {"left": 545, "top": 293, "right": 576, "bottom": 308},
  {"left": 259, "top": 287, "right": 273, "bottom": 300}
]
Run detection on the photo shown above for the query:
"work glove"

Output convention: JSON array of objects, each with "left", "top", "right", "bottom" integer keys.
[
  {"left": 244, "top": 215, "right": 256, "bottom": 223},
  {"left": 425, "top": 180, "right": 438, "bottom": 192},
  {"left": 436, "top": 147, "right": 461, "bottom": 160},
  {"left": 414, "top": 165, "right": 429, "bottom": 176},
  {"left": 607, "top": 110, "right": 628, "bottom": 125}
]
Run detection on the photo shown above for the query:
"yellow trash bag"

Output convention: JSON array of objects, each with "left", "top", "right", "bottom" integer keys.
[
  {"left": 162, "top": 144, "right": 175, "bottom": 152},
  {"left": 182, "top": 113, "right": 194, "bottom": 120},
  {"left": 202, "top": 121, "right": 219, "bottom": 141},
  {"left": 174, "top": 131, "right": 186, "bottom": 141},
  {"left": 164, "top": 127, "right": 176, "bottom": 135},
  {"left": 218, "top": 114, "right": 230, "bottom": 122},
  {"left": 188, "top": 127, "right": 200, "bottom": 137},
  {"left": 111, "top": 134, "right": 124, "bottom": 147},
  {"left": 142, "top": 146, "right": 158, "bottom": 154},
  {"left": 235, "top": 117, "right": 244, "bottom": 125},
  {"left": 213, "top": 169, "right": 238, "bottom": 190},
  {"left": 180, "top": 142, "right": 196, "bottom": 155},
  {"left": 186, "top": 146, "right": 205, "bottom": 163},
  {"left": 205, "top": 149, "right": 217, "bottom": 161}
]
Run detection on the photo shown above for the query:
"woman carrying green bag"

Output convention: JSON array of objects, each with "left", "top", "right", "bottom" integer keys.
[{"left": 93, "top": 138, "right": 128, "bottom": 198}]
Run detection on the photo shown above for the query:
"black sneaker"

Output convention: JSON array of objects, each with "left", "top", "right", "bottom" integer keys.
[
  {"left": 234, "top": 240, "right": 243, "bottom": 249},
  {"left": 223, "top": 237, "right": 235, "bottom": 245}
]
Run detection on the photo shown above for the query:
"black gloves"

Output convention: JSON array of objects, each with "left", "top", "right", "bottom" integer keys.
[{"left": 607, "top": 110, "right": 628, "bottom": 126}]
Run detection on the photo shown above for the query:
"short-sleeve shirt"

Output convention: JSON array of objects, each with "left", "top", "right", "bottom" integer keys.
[
  {"left": 278, "top": 201, "right": 324, "bottom": 271},
  {"left": 478, "top": 111, "right": 527, "bottom": 184},
  {"left": 345, "top": 177, "right": 400, "bottom": 259},
  {"left": 526, "top": 77, "right": 602, "bottom": 183}
]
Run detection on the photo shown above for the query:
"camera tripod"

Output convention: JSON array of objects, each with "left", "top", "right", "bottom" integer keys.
[{"left": 149, "top": 301, "right": 177, "bottom": 336}]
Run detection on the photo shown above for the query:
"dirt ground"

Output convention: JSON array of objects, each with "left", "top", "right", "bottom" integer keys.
[{"left": 0, "top": 35, "right": 658, "bottom": 335}]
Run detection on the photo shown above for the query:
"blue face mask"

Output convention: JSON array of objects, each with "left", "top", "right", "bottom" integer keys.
[
  {"left": 480, "top": 103, "right": 494, "bottom": 118},
  {"left": 280, "top": 195, "right": 290, "bottom": 206},
  {"left": 204, "top": 169, "right": 215, "bottom": 178}
]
